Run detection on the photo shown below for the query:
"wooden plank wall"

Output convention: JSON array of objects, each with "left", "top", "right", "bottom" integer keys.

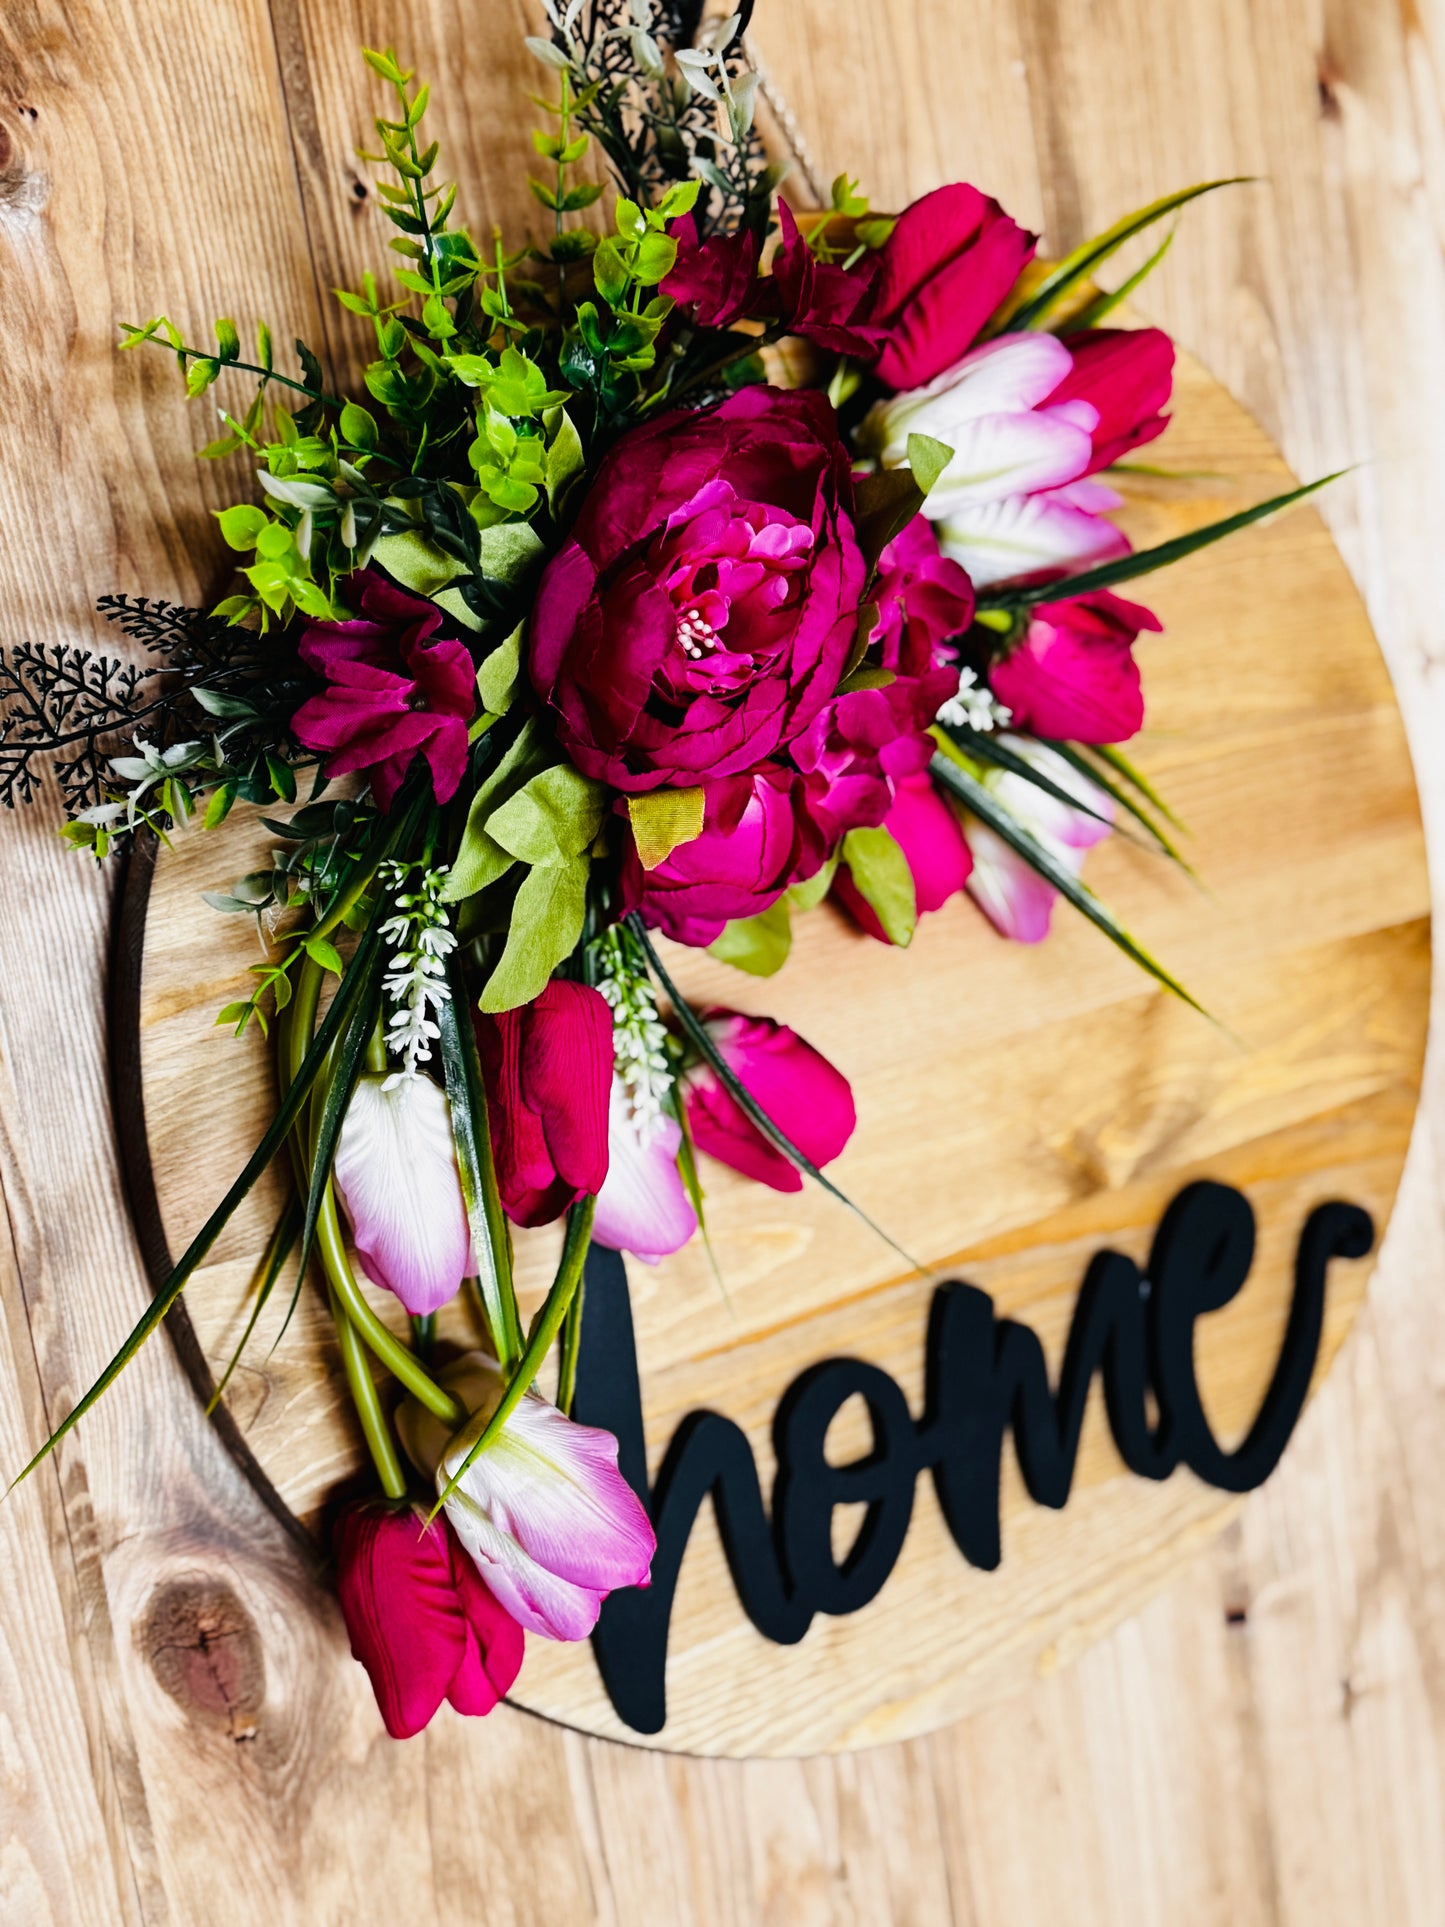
[{"left": 0, "top": 0, "right": 1443, "bottom": 1919}]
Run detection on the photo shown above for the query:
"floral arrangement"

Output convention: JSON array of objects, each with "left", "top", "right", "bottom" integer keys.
[{"left": 3, "top": 3, "right": 1329, "bottom": 1741}]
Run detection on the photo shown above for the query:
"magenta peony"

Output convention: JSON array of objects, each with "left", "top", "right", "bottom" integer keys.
[
  {"left": 1043, "top": 328, "right": 1175, "bottom": 474},
  {"left": 834, "top": 770, "right": 974, "bottom": 943},
  {"left": 473, "top": 980, "right": 613, "bottom": 1227},
  {"left": 868, "top": 183, "right": 1036, "bottom": 391},
  {"left": 291, "top": 572, "right": 475, "bottom": 810},
  {"left": 530, "top": 386, "right": 866, "bottom": 792},
  {"left": 333, "top": 1502, "right": 524, "bottom": 1740},
  {"left": 684, "top": 1009, "right": 856, "bottom": 1194},
  {"left": 989, "top": 590, "right": 1161, "bottom": 743}
]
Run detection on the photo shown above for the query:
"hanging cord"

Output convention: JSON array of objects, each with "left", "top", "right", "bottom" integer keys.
[{"left": 743, "top": 38, "right": 829, "bottom": 208}]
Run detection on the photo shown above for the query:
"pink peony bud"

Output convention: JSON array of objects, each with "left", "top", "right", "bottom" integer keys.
[
  {"left": 989, "top": 591, "right": 1161, "bottom": 744},
  {"left": 399, "top": 1355, "right": 656, "bottom": 1644},
  {"left": 834, "top": 770, "right": 974, "bottom": 944},
  {"left": 684, "top": 1010, "right": 856, "bottom": 1194},
  {"left": 333, "top": 1073, "right": 472, "bottom": 1316},
  {"left": 473, "top": 980, "right": 613, "bottom": 1228},
  {"left": 591, "top": 1076, "right": 698, "bottom": 1265},
  {"left": 333, "top": 1501, "right": 524, "bottom": 1740}
]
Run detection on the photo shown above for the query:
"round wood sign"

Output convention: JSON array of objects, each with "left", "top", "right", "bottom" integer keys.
[{"left": 120, "top": 336, "right": 1429, "bottom": 1757}]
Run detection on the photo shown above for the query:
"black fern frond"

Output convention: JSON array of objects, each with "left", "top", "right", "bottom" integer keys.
[{"left": 0, "top": 643, "right": 163, "bottom": 811}]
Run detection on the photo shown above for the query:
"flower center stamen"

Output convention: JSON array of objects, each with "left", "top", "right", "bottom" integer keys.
[{"left": 675, "top": 607, "right": 718, "bottom": 659}]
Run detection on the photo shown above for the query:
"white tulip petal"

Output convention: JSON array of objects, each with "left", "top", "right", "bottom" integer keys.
[
  {"left": 936, "top": 491, "right": 1129, "bottom": 590},
  {"left": 333, "top": 1074, "right": 471, "bottom": 1316},
  {"left": 591, "top": 1077, "right": 697, "bottom": 1264}
]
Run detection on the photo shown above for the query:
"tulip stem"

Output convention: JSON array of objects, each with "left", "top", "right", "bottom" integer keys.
[
  {"left": 556, "top": 1273, "right": 585, "bottom": 1417},
  {"left": 284, "top": 953, "right": 465, "bottom": 1432},
  {"left": 432, "top": 1197, "right": 596, "bottom": 1516},
  {"left": 331, "top": 1284, "right": 407, "bottom": 1499}
]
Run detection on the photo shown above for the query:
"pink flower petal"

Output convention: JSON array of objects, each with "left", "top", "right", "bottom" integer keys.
[
  {"left": 333, "top": 1074, "right": 471, "bottom": 1316},
  {"left": 591, "top": 1079, "right": 698, "bottom": 1263},
  {"left": 936, "top": 492, "right": 1130, "bottom": 590}
]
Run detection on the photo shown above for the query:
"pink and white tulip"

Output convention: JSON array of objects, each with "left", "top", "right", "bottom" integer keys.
[
  {"left": 859, "top": 333, "right": 1130, "bottom": 591},
  {"left": 962, "top": 737, "right": 1115, "bottom": 943},
  {"left": 333, "top": 1073, "right": 472, "bottom": 1316},
  {"left": 399, "top": 1354, "right": 656, "bottom": 1643},
  {"left": 591, "top": 1075, "right": 698, "bottom": 1264}
]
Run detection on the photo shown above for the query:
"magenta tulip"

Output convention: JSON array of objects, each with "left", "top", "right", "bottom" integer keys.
[
  {"left": 834, "top": 770, "right": 973, "bottom": 943},
  {"left": 333, "top": 1502, "right": 524, "bottom": 1740},
  {"left": 990, "top": 590, "right": 1161, "bottom": 743},
  {"left": 869, "top": 183, "right": 1036, "bottom": 391},
  {"left": 684, "top": 1010, "right": 856, "bottom": 1193},
  {"left": 473, "top": 981, "right": 613, "bottom": 1227},
  {"left": 1043, "top": 328, "right": 1175, "bottom": 473}
]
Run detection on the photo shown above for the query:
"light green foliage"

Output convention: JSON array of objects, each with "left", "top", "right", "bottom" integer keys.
[
  {"left": 788, "top": 855, "right": 840, "bottom": 913},
  {"left": 841, "top": 827, "right": 917, "bottom": 947},
  {"left": 707, "top": 899, "right": 793, "bottom": 976}
]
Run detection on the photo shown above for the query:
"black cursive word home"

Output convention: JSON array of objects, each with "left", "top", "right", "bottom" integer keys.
[{"left": 574, "top": 1180, "right": 1373, "bottom": 1736}]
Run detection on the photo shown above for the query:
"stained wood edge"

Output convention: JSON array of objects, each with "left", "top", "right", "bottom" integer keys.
[{"left": 108, "top": 829, "right": 324, "bottom": 1577}]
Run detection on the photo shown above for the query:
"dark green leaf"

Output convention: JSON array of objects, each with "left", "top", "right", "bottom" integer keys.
[{"left": 438, "top": 965, "right": 522, "bottom": 1371}]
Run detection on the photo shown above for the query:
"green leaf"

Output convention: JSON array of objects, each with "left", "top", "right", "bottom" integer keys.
[
  {"left": 479, "top": 855, "right": 589, "bottom": 1011},
  {"left": 216, "top": 504, "right": 268, "bottom": 551},
  {"left": 487, "top": 763, "right": 604, "bottom": 866},
  {"left": 1042, "top": 740, "right": 1192, "bottom": 867},
  {"left": 475, "top": 521, "right": 545, "bottom": 586},
  {"left": 207, "top": 1195, "right": 301, "bottom": 1415},
  {"left": 626, "top": 785, "right": 705, "bottom": 870},
  {"left": 214, "top": 318, "right": 240, "bottom": 362},
  {"left": 437, "top": 969, "right": 522, "bottom": 1370},
  {"left": 203, "top": 782, "right": 237, "bottom": 829},
  {"left": 854, "top": 467, "right": 925, "bottom": 573},
  {"left": 1006, "top": 179, "right": 1252, "bottom": 332},
  {"left": 594, "top": 236, "right": 630, "bottom": 305},
  {"left": 928, "top": 752, "right": 1204, "bottom": 1011},
  {"left": 630, "top": 919, "right": 924, "bottom": 1272},
  {"left": 8, "top": 920, "right": 383, "bottom": 1490},
  {"left": 905, "top": 432, "right": 954, "bottom": 499},
  {"left": 841, "top": 826, "right": 916, "bottom": 946},
  {"left": 476, "top": 622, "right": 523, "bottom": 718},
  {"left": 442, "top": 720, "right": 546, "bottom": 901},
  {"left": 544, "top": 408, "right": 585, "bottom": 513},
  {"left": 788, "top": 854, "right": 839, "bottom": 913},
  {"left": 985, "top": 472, "right": 1346, "bottom": 607},
  {"left": 940, "top": 726, "right": 1115, "bottom": 833},
  {"left": 303, "top": 935, "right": 345, "bottom": 976},
  {"left": 372, "top": 527, "right": 465, "bottom": 597},
  {"left": 632, "top": 230, "right": 677, "bottom": 286},
  {"left": 707, "top": 899, "right": 793, "bottom": 975},
  {"left": 1088, "top": 741, "right": 1186, "bottom": 828},
  {"left": 340, "top": 400, "right": 379, "bottom": 450},
  {"left": 1061, "top": 224, "right": 1177, "bottom": 333}
]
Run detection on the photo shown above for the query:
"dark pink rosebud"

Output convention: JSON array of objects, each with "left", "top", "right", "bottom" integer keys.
[
  {"left": 661, "top": 213, "right": 761, "bottom": 327},
  {"left": 291, "top": 571, "right": 475, "bottom": 810},
  {"left": 530, "top": 387, "right": 865, "bottom": 792},
  {"left": 834, "top": 770, "right": 973, "bottom": 944},
  {"left": 769, "top": 201, "right": 886, "bottom": 357},
  {"left": 989, "top": 590, "right": 1161, "bottom": 743},
  {"left": 623, "top": 767, "right": 823, "bottom": 948},
  {"left": 869, "top": 184, "right": 1036, "bottom": 391},
  {"left": 1042, "top": 328, "right": 1175, "bottom": 473},
  {"left": 333, "top": 1502, "right": 524, "bottom": 1740},
  {"left": 684, "top": 1010, "right": 856, "bottom": 1193},
  {"left": 473, "top": 980, "right": 613, "bottom": 1228}
]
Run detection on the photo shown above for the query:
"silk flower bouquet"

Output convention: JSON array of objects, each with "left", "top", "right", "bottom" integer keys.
[{"left": 1, "top": 0, "right": 1332, "bottom": 1740}]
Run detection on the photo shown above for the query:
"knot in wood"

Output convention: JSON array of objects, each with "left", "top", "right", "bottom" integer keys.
[{"left": 139, "top": 1576, "right": 264, "bottom": 1743}]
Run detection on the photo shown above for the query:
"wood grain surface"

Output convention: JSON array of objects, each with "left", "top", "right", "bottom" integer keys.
[
  {"left": 3, "top": 0, "right": 1445, "bottom": 1917},
  {"left": 132, "top": 334, "right": 1430, "bottom": 1755}
]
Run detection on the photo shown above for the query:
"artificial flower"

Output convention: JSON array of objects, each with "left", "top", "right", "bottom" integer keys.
[
  {"left": 661, "top": 213, "right": 761, "bottom": 327},
  {"left": 530, "top": 386, "right": 865, "bottom": 791},
  {"left": 1044, "top": 327, "right": 1175, "bottom": 473},
  {"left": 399, "top": 1354, "right": 656, "bottom": 1643},
  {"left": 333, "top": 1072, "right": 472, "bottom": 1316},
  {"left": 858, "top": 333, "right": 1132, "bottom": 590},
  {"left": 867, "top": 182, "right": 1036, "bottom": 390},
  {"left": 962, "top": 737, "right": 1114, "bottom": 942},
  {"left": 792, "top": 685, "right": 935, "bottom": 848},
  {"left": 989, "top": 590, "right": 1161, "bottom": 742},
  {"left": 291, "top": 572, "right": 475, "bottom": 810},
  {"left": 333, "top": 1502, "right": 524, "bottom": 1740},
  {"left": 871, "top": 514, "right": 978, "bottom": 703},
  {"left": 474, "top": 980, "right": 612, "bottom": 1227},
  {"left": 623, "top": 765, "right": 823, "bottom": 947},
  {"left": 684, "top": 1009, "right": 856, "bottom": 1193},
  {"left": 834, "top": 769, "right": 973, "bottom": 942},
  {"left": 769, "top": 200, "right": 886, "bottom": 355},
  {"left": 591, "top": 1075, "right": 698, "bottom": 1263}
]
